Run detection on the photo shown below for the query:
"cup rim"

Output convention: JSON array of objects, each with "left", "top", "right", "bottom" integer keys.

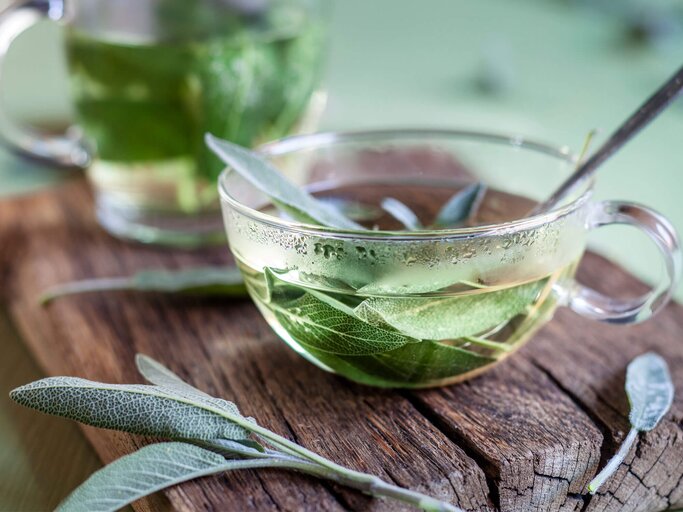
[{"left": 218, "top": 128, "right": 594, "bottom": 241}]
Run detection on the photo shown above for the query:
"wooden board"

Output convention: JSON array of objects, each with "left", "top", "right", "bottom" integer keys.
[{"left": 0, "top": 179, "right": 681, "bottom": 512}]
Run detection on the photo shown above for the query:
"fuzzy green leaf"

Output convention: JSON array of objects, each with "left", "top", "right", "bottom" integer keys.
[
  {"left": 136, "top": 354, "right": 214, "bottom": 399},
  {"left": 626, "top": 352, "right": 674, "bottom": 432},
  {"left": 56, "top": 442, "right": 280, "bottom": 512},
  {"left": 197, "top": 438, "right": 266, "bottom": 458},
  {"left": 130, "top": 267, "right": 245, "bottom": 294},
  {"left": 135, "top": 355, "right": 260, "bottom": 429},
  {"left": 433, "top": 182, "right": 486, "bottom": 228},
  {"left": 354, "top": 279, "right": 545, "bottom": 340},
  {"left": 319, "top": 197, "right": 383, "bottom": 222},
  {"left": 10, "top": 377, "right": 251, "bottom": 441},
  {"left": 381, "top": 197, "right": 423, "bottom": 230},
  {"left": 306, "top": 339, "right": 497, "bottom": 388},
  {"left": 13, "top": 354, "right": 464, "bottom": 512},
  {"left": 205, "top": 134, "right": 363, "bottom": 230},
  {"left": 587, "top": 352, "right": 674, "bottom": 494},
  {"left": 41, "top": 266, "right": 247, "bottom": 304},
  {"left": 265, "top": 292, "right": 418, "bottom": 356}
]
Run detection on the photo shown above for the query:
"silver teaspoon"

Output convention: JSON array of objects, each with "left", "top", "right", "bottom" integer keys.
[{"left": 533, "top": 64, "right": 683, "bottom": 215}]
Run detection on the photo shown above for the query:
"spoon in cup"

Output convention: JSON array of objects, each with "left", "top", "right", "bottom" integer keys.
[{"left": 533, "top": 64, "right": 683, "bottom": 215}]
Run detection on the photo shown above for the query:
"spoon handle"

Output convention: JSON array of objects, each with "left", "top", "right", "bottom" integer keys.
[{"left": 535, "top": 64, "right": 683, "bottom": 214}]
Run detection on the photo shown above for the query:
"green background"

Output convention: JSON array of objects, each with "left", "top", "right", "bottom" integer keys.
[{"left": 0, "top": 0, "right": 681, "bottom": 509}]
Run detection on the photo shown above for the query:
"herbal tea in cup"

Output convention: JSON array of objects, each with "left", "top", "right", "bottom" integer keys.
[
  {"left": 0, "top": 0, "right": 327, "bottom": 246},
  {"left": 216, "top": 130, "right": 681, "bottom": 388}
]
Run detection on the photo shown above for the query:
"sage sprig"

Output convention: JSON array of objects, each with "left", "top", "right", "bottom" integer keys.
[
  {"left": 40, "top": 266, "right": 247, "bottom": 304},
  {"left": 587, "top": 352, "right": 674, "bottom": 494},
  {"left": 10, "top": 355, "right": 462, "bottom": 512},
  {"left": 206, "top": 134, "right": 364, "bottom": 230}
]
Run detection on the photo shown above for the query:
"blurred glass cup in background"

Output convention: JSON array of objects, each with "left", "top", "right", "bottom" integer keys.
[{"left": 0, "top": 0, "right": 329, "bottom": 246}]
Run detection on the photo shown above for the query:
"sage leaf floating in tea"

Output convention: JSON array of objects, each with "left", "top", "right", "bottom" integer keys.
[
  {"left": 11, "top": 356, "right": 463, "bottom": 512},
  {"left": 587, "top": 352, "right": 674, "bottom": 494},
  {"left": 433, "top": 182, "right": 486, "bottom": 228},
  {"left": 381, "top": 197, "right": 423, "bottom": 230},
  {"left": 40, "top": 266, "right": 247, "bottom": 304},
  {"left": 268, "top": 291, "right": 418, "bottom": 356},
  {"left": 251, "top": 269, "right": 504, "bottom": 387},
  {"left": 354, "top": 279, "right": 545, "bottom": 341},
  {"left": 206, "top": 134, "right": 364, "bottom": 230},
  {"left": 302, "top": 338, "right": 498, "bottom": 388}
]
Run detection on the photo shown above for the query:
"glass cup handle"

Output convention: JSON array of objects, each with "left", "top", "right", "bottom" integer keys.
[
  {"left": 567, "top": 200, "right": 682, "bottom": 324},
  {"left": 0, "top": 0, "right": 89, "bottom": 168}
]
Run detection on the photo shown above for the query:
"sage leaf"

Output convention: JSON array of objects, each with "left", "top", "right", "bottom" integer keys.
[
  {"left": 41, "top": 266, "right": 247, "bottom": 304},
  {"left": 462, "top": 335, "right": 513, "bottom": 353},
  {"left": 14, "top": 355, "right": 464, "bottom": 512},
  {"left": 197, "top": 438, "right": 267, "bottom": 458},
  {"left": 266, "top": 292, "right": 418, "bottom": 356},
  {"left": 135, "top": 354, "right": 260, "bottom": 431},
  {"left": 433, "top": 182, "right": 486, "bottom": 228},
  {"left": 380, "top": 197, "right": 423, "bottom": 230},
  {"left": 319, "top": 197, "right": 383, "bottom": 222},
  {"left": 56, "top": 442, "right": 291, "bottom": 512},
  {"left": 206, "top": 134, "right": 363, "bottom": 230},
  {"left": 136, "top": 354, "right": 214, "bottom": 399},
  {"left": 354, "top": 279, "right": 545, "bottom": 340},
  {"left": 306, "top": 339, "right": 497, "bottom": 388},
  {"left": 135, "top": 354, "right": 213, "bottom": 398},
  {"left": 587, "top": 352, "right": 674, "bottom": 494},
  {"left": 10, "top": 377, "right": 252, "bottom": 441},
  {"left": 356, "top": 268, "right": 478, "bottom": 296},
  {"left": 626, "top": 352, "right": 674, "bottom": 430}
]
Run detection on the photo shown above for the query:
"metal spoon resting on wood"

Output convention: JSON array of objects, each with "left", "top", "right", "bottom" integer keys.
[{"left": 533, "top": 64, "right": 683, "bottom": 215}]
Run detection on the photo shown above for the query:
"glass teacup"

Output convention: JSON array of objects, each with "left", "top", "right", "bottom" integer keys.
[
  {"left": 0, "top": 0, "right": 327, "bottom": 246},
  {"left": 219, "top": 129, "right": 681, "bottom": 388}
]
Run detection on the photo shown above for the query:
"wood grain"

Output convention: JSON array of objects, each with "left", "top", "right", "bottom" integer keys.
[{"left": 0, "top": 179, "right": 681, "bottom": 512}]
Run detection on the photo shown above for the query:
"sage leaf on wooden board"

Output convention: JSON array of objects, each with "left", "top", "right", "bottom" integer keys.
[
  {"left": 433, "top": 182, "right": 486, "bottom": 228},
  {"left": 205, "top": 134, "right": 364, "bottom": 230},
  {"left": 55, "top": 442, "right": 281, "bottom": 512},
  {"left": 40, "top": 266, "right": 247, "bottom": 304},
  {"left": 11, "top": 356, "right": 463, "bottom": 512},
  {"left": 9, "top": 377, "right": 253, "bottom": 441},
  {"left": 136, "top": 354, "right": 216, "bottom": 400},
  {"left": 354, "top": 279, "right": 545, "bottom": 341},
  {"left": 587, "top": 352, "right": 674, "bottom": 494},
  {"left": 381, "top": 197, "right": 423, "bottom": 230}
]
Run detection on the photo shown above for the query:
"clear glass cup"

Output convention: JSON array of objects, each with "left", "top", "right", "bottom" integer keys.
[
  {"left": 0, "top": 0, "right": 328, "bottom": 246},
  {"left": 219, "top": 129, "right": 681, "bottom": 388}
]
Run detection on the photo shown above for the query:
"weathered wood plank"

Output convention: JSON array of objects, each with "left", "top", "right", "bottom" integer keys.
[
  {"left": 0, "top": 179, "right": 681, "bottom": 511},
  {"left": 0, "top": 180, "right": 491, "bottom": 511},
  {"left": 527, "top": 259, "right": 683, "bottom": 512},
  {"left": 408, "top": 255, "right": 683, "bottom": 512}
]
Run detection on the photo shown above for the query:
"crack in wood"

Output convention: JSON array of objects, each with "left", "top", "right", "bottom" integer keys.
[
  {"left": 252, "top": 473, "right": 282, "bottom": 512},
  {"left": 401, "top": 390, "right": 500, "bottom": 511},
  {"left": 528, "top": 360, "right": 616, "bottom": 504}
]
